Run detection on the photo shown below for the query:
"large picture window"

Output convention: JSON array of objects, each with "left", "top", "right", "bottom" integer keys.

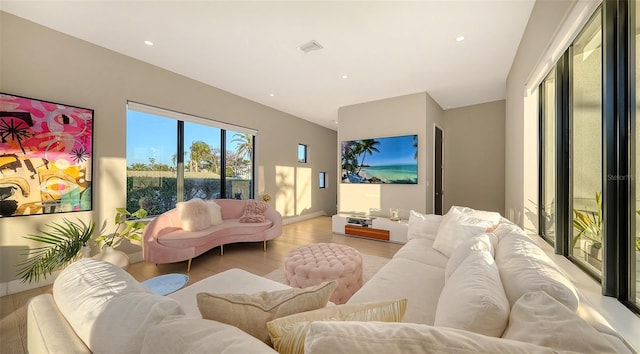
[
  {"left": 126, "top": 103, "right": 255, "bottom": 216},
  {"left": 538, "top": 2, "right": 639, "bottom": 314}
]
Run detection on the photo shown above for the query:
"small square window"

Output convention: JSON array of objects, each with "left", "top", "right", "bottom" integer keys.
[
  {"left": 319, "top": 172, "right": 326, "bottom": 189},
  {"left": 298, "top": 144, "right": 308, "bottom": 163}
]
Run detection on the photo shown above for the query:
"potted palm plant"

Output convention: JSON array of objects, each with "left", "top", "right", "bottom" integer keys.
[
  {"left": 93, "top": 207, "right": 147, "bottom": 269},
  {"left": 573, "top": 192, "right": 602, "bottom": 269},
  {"left": 17, "top": 218, "right": 97, "bottom": 283}
]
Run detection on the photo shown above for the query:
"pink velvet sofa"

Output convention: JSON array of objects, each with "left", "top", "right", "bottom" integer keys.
[{"left": 142, "top": 199, "right": 282, "bottom": 271}]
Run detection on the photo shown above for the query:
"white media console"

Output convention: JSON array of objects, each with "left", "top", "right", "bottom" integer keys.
[{"left": 331, "top": 214, "right": 408, "bottom": 244}]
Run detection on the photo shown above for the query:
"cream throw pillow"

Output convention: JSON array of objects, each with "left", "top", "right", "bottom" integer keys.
[
  {"left": 205, "top": 200, "right": 224, "bottom": 226},
  {"left": 502, "top": 291, "right": 618, "bottom": 353},
  {"left": 304, "top": 321, "right": 558, "bottom": 354},
  {"left": 267, "top": 299, "right": 407, "bottom": 354},
  {"left": 432, "top": 207, "right": 493, "bottom": 257},
  {"left": 176, "top": 198, "right": 212, "bottom": 231},
  {"left": 435, "top": 250, "right": 510, "bottom": 337},
  {"left": 197, "top": 280, "right": 336, "bottom": 344}
]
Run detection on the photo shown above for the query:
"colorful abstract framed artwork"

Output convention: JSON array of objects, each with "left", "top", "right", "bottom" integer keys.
[{"left": 0, "top": 93, "right": 94, "bottom": 217}]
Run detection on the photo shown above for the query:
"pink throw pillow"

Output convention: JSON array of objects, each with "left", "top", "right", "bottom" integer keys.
[{"left": 239, "top": 200, "right": 269, "bottom": 223}]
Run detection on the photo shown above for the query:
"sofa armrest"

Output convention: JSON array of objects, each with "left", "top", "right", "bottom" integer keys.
[{"left": 27, "top": 294, "right": 90, "bottom": 354}]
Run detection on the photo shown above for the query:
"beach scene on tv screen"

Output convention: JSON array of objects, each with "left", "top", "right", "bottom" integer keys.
[{"left": 341, "top": 134, "right": 418, "bottom": 184}]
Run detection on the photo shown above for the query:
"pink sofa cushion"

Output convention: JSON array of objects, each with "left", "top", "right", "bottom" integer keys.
[{"left": 158, "top": 219, "right": 272, "bottom": 248}]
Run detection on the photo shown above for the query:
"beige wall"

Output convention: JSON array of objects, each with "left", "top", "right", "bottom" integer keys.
[
  {"left": 337, "top": 92, "right": 444, "bottom": 218},
  {"left": 443, "top": 100, "right": 505, "bottom": 215},
  {"left": 0, "top": 12, "right": 337, "bottom": 284}
]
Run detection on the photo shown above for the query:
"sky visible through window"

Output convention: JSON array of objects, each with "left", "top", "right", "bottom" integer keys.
[{"left": 127, "top": 110, "right": 244, "bottom": 166}]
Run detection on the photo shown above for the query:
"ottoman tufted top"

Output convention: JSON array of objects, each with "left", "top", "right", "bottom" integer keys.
[{"left": 284, "top": 243, "right": 363, "bottom": 304}]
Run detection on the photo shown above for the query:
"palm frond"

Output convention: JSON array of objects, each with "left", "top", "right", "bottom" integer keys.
[{"left": 17, "top": 218, "right": 95, "bottom": 284}]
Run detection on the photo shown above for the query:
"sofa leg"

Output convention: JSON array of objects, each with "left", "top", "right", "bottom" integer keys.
[
  {"left": 220, "top": 245, "right": 224, "bottom": 256},
  {"left": 187, "top": 258, "right": 192, "bottom": 273},
  {"left": 263, "top": 240, "right": 267, "bottom": 252}
]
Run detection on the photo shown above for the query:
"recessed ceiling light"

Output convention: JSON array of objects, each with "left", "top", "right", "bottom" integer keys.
[
  {"left": 455, "top": 36, "right": 465, "bottom": 42},
  {"left": 144, "top": 40, "right": 154, "bottom": 46},
  {"left": 341, "top": 75, "right": 348, "bottom": 79},
  {"left": 269, "top": 93, "right": 275, "bottom": 97}
]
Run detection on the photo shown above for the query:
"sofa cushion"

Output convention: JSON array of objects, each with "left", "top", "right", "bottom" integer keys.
[
  {"left": 496, "top": 233, "right": 580, "bottom": 312},
  {"left": 53, "top": 259, "right": 185, "bottom": 354},
  {"left": 267, "top": 299, "right": 407, "bottom": 354},
  {"left": 303, "top": 321, "right": 557, "bottom": 354},
  {"left": 347, "top": 258, "right": 444, "bottom": 325},
  {"left": 407, "top": 210, "right": 442, "bottom": 240},
  {"left": 435, "top": 251, "right": 509, "bottom": 337},
  {"left": 158, "top": 219, "right": 272, "bottom": 248},
  {"left": 392, "top": 238, "right": 449, "bottom": 268},
  {"left": 205, "top": 200, "right": 224, "bottom": 226},
  {"left": 176, "top": 198, "right": 212, "bottom": 231},
  {"left": 444, "top": 233, "right": 497, "bottom": 279},
  {"left": 502, "top": 291, "right": 618, "bottom": 353},
  {"left": 141, "top": 316, "right": 277, "bottom": 354},
  {"left": 240, "top": 199, "right": 269, "bottom": 223},
  {"left": 492, "top": 220, "right": 528, "bottom": 241},
  {"left": 432, "top": 206, "right": 493, "bottom": 257},
  {"left": 196, "top": 280, "right": 337, "bottom": 344}
]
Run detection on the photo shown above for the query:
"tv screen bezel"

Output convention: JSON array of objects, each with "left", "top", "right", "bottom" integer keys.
[{"left": 340, "top": 134, "right": 418, "bottom": 185}]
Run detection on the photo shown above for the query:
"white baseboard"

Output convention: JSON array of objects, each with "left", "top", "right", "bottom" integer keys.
[{"left": 282, "top": 211, "right": 326, "bottom": 225}]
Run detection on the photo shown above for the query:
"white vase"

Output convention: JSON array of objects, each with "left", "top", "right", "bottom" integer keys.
[
  {"left": 81, "top": 245, "right": 92, "bottom": 258},
  {"left": 93, "top": 246, "right": 130, "bottom": 270}
]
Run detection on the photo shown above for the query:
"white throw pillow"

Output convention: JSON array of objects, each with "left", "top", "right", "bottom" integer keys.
[
  {"left": 432, "top": 207, "right": 493, "bottom": 257},
  {"left": 435, "top": 251, "right": 510, "bottom": 337},
  {"left": 495, "top": 234, "right": 580, "bottom": 312},
  {"left": 444, "top": 233, "right": 497, "bottom": 280},
  {"left": 176, "top": 198, "right": 212, "bottom": 231},
  {"left": 53, "top": 259, "right": 185, "bottom": 354},
  {"left": 205, "top": 200, "right": 223, "bottom": 226},
  {"left": 492, "top": 220, "right": 528, "bottom": 241},
  {"left": 502, "top": 291, "right": 618, "bottom": 353},
  {"left": 452, "top": 205, "right": 502, "bottom": 226},
  {"left": 407, "top": 210, "right": 442, "bottom": 240},
  {"left": 304, "top": 321, "right": 557, "bottom": 354}
]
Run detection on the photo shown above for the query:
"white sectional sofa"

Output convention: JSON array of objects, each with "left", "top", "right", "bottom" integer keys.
[{"left": 27, "top": 206, "right": 635, "bottom": 353}]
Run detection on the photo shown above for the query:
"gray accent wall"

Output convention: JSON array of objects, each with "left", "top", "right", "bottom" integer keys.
[{"left": 443, "top": 100, "right": 505, "bottom": 215}]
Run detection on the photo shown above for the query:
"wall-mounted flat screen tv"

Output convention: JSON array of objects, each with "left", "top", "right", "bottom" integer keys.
[{"left": 341, "top": 134, "right": 418, "bottom": 184}]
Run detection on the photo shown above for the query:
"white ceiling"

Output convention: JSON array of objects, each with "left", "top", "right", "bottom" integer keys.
[{"left": 1, "top": 1, "right": 535, "bottom": 130}]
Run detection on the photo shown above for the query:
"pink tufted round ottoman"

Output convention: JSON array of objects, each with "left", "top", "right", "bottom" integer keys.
[{"left": 284, "top": 243, "right": 363, "bottom": 304}]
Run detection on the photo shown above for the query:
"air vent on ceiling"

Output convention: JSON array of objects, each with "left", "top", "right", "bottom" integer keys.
[{"left": 298, "top": 40, "right": 323, "bottom": 53}]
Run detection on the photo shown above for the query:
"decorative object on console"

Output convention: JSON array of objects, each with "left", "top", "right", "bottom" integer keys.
[
  {"left": 341, "top": 134, "right": 418, "bottom": 184},
  {"left": 17, "top": 218, "right": 96, "bottom": 283},
  {"left": 0, "top": 92, "right": 94, "bottom": 217},
  {"left": 389, "top": 208, "right": 400, "bottom": 221}
]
